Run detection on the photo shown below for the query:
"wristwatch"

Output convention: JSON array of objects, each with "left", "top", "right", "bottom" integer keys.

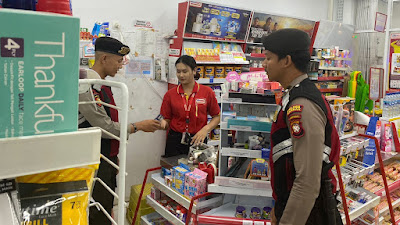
[{"left": 132, "top": 123, "right": 138, "bottom": 133}]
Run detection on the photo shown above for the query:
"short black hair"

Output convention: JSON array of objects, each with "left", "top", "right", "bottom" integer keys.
[
  {"left": 254, "top": 17, "right": 260, "bottom": 20},
  {"left": 276, "top": 51, "right": 310, "bottom": 73},
  {"left": 266, "top": 17, "right": 272, "bottom": 22},
  {"left": 175, "top": 55, "right": 200, "bottom": 79}
]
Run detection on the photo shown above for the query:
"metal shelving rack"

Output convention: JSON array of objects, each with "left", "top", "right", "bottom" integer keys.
[
  {"left": 79, "top": 79, "right": 130, "bottom": 225},
  {"left": 0, "top": 79, "right": 130, "bottom": 225}
]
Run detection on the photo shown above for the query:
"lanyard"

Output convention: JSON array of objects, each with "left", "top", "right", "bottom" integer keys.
[{"left": 181, "top": 93, "right": 196, "bottom": 132}]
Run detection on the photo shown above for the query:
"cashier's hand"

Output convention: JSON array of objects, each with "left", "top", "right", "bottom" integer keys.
[
  {"left": 191, "top": 127, "right": 209, "bottom": 145},
  {"left": 271, "top": 207, "right": 277, "bottom": 225},
  {"left": 135, "top": 120, "right": 160, "bottom": 132}
]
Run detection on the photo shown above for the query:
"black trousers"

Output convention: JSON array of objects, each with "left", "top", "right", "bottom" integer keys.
[
  {"left": 164, "top": 129, "right": 207, "bottom": 157},
  {"left": 89, "top": 156, "right": 118, "bottom": 225}
]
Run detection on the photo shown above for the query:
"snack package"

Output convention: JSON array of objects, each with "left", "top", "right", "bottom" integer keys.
[
  {"left": 16, "top": 165, "right": 98, "bottom": 190},
  {"left": 0, "top": 179, "right": 20, "bottom": 225},
  {"left": 184, "top": 169, "right": 207, "bottom": 202},
  {"left": 171, "top": 164, "right": 190, "bottom": 195},
  {"left": 19, "top": 180, "right": 89, "bottom": 225}
]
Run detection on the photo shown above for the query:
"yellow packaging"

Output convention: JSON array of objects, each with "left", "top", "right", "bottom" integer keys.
[
  {"left": 234, "top": 67, "right": 242, "bottom": 75},
  {"left": 17, "top": 165, "right": 98, "bottom": 190},
  {"left": 19, "top": 181, "right": 89, "bottom": 225},
  {"left": 215, "top": 66, "right": 225, "bottom": 78},
  {"left": 225, "top": 66, "right": 234, "bottom": 75},
  {"left": 205, "top": 66, "right": 215, "bottom": 78},
  {"left": 197, "top": 66, "right": 205, "bottom": 78}
]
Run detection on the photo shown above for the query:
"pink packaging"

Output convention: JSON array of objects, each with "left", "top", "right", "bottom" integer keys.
[{"left": 184, "top": 168, "right": 208, "bottom": 202}]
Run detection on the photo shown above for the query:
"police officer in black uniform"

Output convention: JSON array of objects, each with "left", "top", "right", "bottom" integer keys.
[{"left": 261, "top": 29, "right": 343, "bottom": 225}]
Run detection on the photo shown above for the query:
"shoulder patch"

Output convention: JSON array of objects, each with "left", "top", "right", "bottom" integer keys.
[
  {"left": 94, "top": 94, "right": 102, "bottom": 107},
  {"left": 290, "top": 119, "right": 305, "bottom": 138},
  {"left": 287, "top": 104, "right": 303, "bottom": 116}
]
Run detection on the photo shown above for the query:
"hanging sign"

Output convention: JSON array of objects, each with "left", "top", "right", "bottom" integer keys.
[
  {"left": 389, "top": 33, "right": 400, "bottom": 89},
  {"left": 369, "top": 67, "right": 384, "bottom": 101},
  {"left": 374, "top": 12, "right": 387, "bottom": 33}
]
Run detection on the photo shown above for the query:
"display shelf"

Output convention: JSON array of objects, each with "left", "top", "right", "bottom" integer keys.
[
  {"left": 375, "top": 179, "right": 400, "bottom": 196},
  {"left": 146, "top": 195, "right": 185, "bottom": 225},
  {"left": 245, "top": 53, "right": 266, "bottom": 58},
  {"left": 374, "top": 152, "right": 398, "bottom": 168},
  {"left": 141, "top": 212, "right": 167, "bottom": 225},
  {"left": 336, "top": 159, "right": 374, "bottom": 185},
  {"left": 249, "top": 67, "right": 265, "bottom": 72},
  {"left": 208, "top": 184, "right": 272, "bottom": 197},
  {"left": 150, "top": 173, "right": 223, "bottom": 214},
  {"left": 196, "top": 61, "right": 250, "bottom": 65},
  {"left": 340, "top": 131, "right": 358, "bottom": 140},
  {"left": 318, "top": 76, "right": 344, "bottom": 81},
  {"left": 246, "top": 42, "right": 264, "bottom": 45},
  {"left": 208, "top": 140, "right": 220, "bottom": 146},
  {"left": 319, "top": 88, "right": 343, "bottom": 93},
  {"left": 319, "top": 66, "right": 349, "bottom": 71},
  {"left": 341, "top": 195, "right": 381, "bottom": 222},
  {"left": 0, "top": 128, "right": 101, "bottom": 180},
  {"left": 220, "top": 122, "right": 271, "bottom": 133},
  {"left": 380, "top": 198, "right": 400, "bottom": 217},
  {"left": 199, "top": 202, "right": 272, "bottom": 225},
  {"left": 312, "top": 56, "right": 352, "bottom": 61},
  {"left": 198, "top": 78, "right": 226, "bottom": 84},
  {"left": 220, "top": 100, "right": 276, "bottom": 106},
  {"left": 220, "top": 147, "right": 262, "bottom": 158}
]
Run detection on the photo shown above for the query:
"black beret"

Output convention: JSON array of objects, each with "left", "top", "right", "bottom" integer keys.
[
  {"left": 262, "top": 28, "right": 310, "bottom": 56},
  {"left": 95, "top": 37, "right": 130, "bottom": 56}
]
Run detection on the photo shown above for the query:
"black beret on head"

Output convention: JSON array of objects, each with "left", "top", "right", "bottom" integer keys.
[
  {"left": 95, "top": 37, "right": 130, "bottom": 56},
  {"left": 262, "top": 28, "right": 311, "bottom": 56}
]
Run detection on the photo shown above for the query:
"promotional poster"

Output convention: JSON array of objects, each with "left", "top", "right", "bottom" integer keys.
[
  {"left": 248, "top": 12, "right": 316, "bottom": 43},
  {"left": 184, "top": 1, "right": 251, "bottom": 42},
  {"left": 389, "top": 33, "right": 400, "bottom": 89}
]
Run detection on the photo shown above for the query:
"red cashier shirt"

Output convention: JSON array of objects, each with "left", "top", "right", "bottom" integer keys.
[{"left": 160, "top": 82, "right": 220, "bottom": 134}]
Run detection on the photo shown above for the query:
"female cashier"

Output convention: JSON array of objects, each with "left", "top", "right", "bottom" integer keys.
[{"left": 159, "top": 55, "right": 220, "bottom": 157}]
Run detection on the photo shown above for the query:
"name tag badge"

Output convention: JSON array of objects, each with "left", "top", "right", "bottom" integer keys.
[{"left": 273, "top": 105, "right": 282, "bottom": 122}]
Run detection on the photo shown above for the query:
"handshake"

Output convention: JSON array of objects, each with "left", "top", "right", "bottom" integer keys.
[{"left": 131, "top": 115, "right": 168, "bottom": 133}]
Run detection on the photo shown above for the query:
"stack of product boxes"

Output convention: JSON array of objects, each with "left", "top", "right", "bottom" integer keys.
[{"left": 170, "top": 164, "right": 208, "bottom": 201}]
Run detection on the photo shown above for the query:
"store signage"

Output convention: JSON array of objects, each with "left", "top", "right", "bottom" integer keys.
[
  {"left": 248, "top": 12, "right": 316, "bottom": 43},
  {"left": 363, "top": 117, "right": 380, "bottom": 167},
  {"left": 183, "top": 1, "right": 251, "bottom": 43},
  {"left": 369, "top": 67, "right": 384, "bottom": 101},
  {"left": 134, "top": 20, "right": 153, "bottom": 28},
  {"left": 240, "top": 71, "right": 268, "bottom": 82},
  {"left": 374, "top": 12, "right": 387, "bottom": 33},
  {"left": 389, "top": 33, "right": 400, "bottom": 89}
]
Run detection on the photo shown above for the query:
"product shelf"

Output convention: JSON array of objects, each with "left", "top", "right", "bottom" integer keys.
[
  {"left": 150, "top": 173, "right": 223, "bottom": 214},
  {"left": 318, "top": 76, "right": 344, "bottom": 81},
  {"left": 0, "top": 128, "right": 101, "bottom": 180},
  {"left": 141, "top": 212, "right": 170, "bottom": 225},
  {"left": 220, "top": 100, "right": 277, "bottom": 106},
  {"left": 198, "top": 78, "right": 226, "bottom": 84},
  {"left": 245, "top": 53, "right": 266, "bottom": 58},
  {"left": 379, "top": 198, "right": 400, "bottom": 217},
  {"left": 312, "top": 56, "right": 352, "bottom": 61},
  {"left": 341, "top": 194, "right": 381, "bottom": 222},
  {"left": 220, "top": 148, "right": 262, "bottom": 159},
  {"left": 220, "top": 122, "right": 271, "bottom": 133},
  {"left": 207, "top": 184, "right": 272, "bottom": 197},
  {"left": 196, "top": 61, "right": 250, "bottom": 65},
  {"left": 208, "top": 140, "right": 220, "bottom": 146},
  {"left": 198, "top": 202, "right": 272, "bottom": 225},
  {"left": 319, "top": 66, "right": 349, "bottom": 71},
  {"left": 319, "top": 88, "right": 343, "bottom": 93},
  {"left": 146, "top": 195, "right": 185, "bottom": 225},
  {"left": 249, "top": 67, "right": 265, "bottom": 72},
  {"left": 340, "top": 131, "right": 358, "bottom": 140},
  {"left": 375, "top": 179, "right": 400, "bottom": 196}
]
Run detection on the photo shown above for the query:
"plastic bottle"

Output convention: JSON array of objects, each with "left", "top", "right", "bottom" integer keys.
[
  {"left": 36, "top": 0, "right": 72, "bottom": 15},
  {"left": 383, "top": 96, "right": 389, "bottom": 119}
]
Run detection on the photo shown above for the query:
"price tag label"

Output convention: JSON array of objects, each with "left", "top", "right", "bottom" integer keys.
[
  {"left": 243, "top": 221, "right": 253, "bottom": 225},
  {"left": 0, "top": 179, "right": 16, "bottom": 194},
  {"left": 254, "top": 221, "right": 265, "bottom": 225}
]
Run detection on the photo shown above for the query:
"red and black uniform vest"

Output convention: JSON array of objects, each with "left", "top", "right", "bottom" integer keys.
[
  {"left": 269, "top": 78, "right": 341, "bottom": 222},
  {"left": 80, "top": 85, "right": 120, "bottom": 158}
]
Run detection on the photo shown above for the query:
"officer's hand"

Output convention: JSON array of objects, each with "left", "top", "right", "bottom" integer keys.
[
  {"left": 191, "top": 127, "right": 208, "bottom": 145},
  {"left": 271, "top": 207, "right": 277, "bottom": 225},
  {"left": 135, "top": 120, "right": 160, "bottom": 132}
]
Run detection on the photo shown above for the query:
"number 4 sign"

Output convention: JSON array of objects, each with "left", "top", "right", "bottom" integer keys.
[{"left": 1, "top": 37, "right": 24, "bottom": 57}]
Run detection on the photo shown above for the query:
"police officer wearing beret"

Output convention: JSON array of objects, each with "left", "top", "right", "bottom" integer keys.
[
  {"left": 78, "top": 37, "right": 160, "bottom": 225},
  {"left": 262, "top": 29, "right": 343, "bottom": 225}
]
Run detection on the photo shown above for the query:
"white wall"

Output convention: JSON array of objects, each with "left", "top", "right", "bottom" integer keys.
[
  {"left": 392, "top": 2, "right": 400, "bottom": 29},
  {"left": 71, "top": 0, "right": 331, "bottom": 200}
]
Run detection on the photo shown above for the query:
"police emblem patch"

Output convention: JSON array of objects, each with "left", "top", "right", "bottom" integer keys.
[
  {"left": 94, "top": 94, "right": 102, "bottom": 107},
  {"left": 290, "top": 120, "right": 305, "bottom": 138}
]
